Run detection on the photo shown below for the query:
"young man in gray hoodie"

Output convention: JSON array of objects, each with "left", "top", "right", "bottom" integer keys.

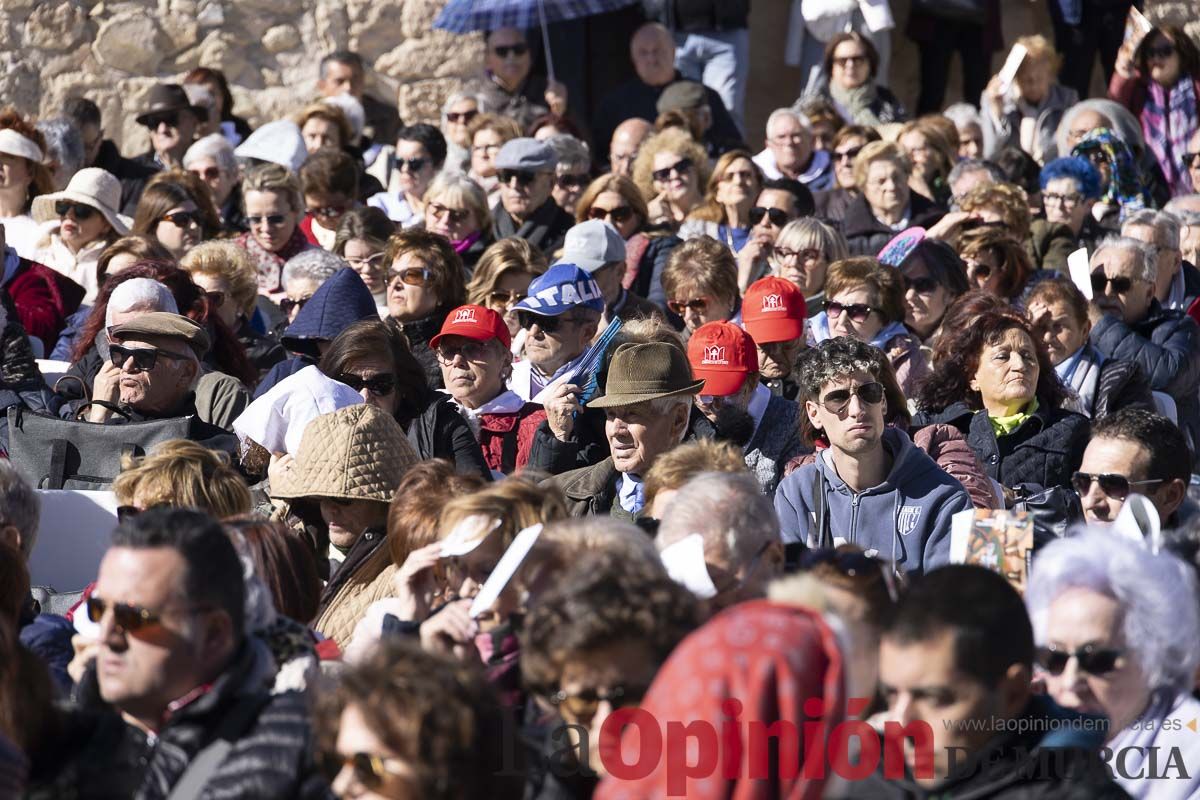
[{"left": 774, "top": 337, "right": 971, "bottom": 576}]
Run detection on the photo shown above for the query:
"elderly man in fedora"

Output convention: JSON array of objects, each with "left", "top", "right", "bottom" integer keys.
[
  {"left": 543, "top": 341, "right": 702, "bottom": 518},
  {"left": 133, "top": 84, "right": 205, "bottom": 173}
]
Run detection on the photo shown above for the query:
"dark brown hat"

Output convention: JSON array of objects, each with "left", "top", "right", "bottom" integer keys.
[
  {"left": 135, "top": 84, "right": 205, "bottom": 128},
  {"left": 587, "top": 342, "right": 703, "bottom": 408},
  {"left": 109, "top": 312, "right": 211, "bottom": 358}
]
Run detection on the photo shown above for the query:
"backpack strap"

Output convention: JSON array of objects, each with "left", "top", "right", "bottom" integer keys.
[{"left": 811, "top": 467, "right": 832, "bottom": 549}]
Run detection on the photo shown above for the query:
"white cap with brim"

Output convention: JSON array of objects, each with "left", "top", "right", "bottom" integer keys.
[
  {"left": 0, "top": 128, "right": 43, "bottom": 163},
  {"left": 234, "top": 120, "right": 307, "bottom": 173}
]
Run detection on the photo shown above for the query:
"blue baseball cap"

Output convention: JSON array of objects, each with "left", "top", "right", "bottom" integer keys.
[{"left": 513, "top": 263, "right": 605, "bottom": 316}]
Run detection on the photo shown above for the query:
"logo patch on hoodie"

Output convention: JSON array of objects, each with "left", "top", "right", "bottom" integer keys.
[{"left": 897, "top": 505, "right": 921, "bottom": 536}]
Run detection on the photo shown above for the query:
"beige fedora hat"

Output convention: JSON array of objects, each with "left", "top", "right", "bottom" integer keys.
[{"left": 32, "top": 167, "right": 131, "bottom": 235}]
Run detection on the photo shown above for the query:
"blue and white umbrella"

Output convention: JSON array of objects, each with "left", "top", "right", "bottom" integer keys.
[{"left": 434, "top": 0, "right": 640, "bottom": 80}]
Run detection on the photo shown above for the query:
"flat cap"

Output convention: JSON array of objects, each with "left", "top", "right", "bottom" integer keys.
[
  {"left": 109, "top": 312, "right": 210, "bottom": 358},
  {"left": 494, "top": 137, "right": 558, "bottom": 172},
  {"left": 656, "top": 81, "right": 707, "bottom": 114}
]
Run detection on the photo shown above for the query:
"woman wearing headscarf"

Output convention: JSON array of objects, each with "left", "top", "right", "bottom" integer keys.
[{"left": 1071, "top": 128, "right": 1154, "bottom": 232}]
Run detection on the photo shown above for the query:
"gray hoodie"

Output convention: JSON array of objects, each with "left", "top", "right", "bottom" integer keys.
[{"left": 774, "top": 428, "right": 971, "bottom": 576}]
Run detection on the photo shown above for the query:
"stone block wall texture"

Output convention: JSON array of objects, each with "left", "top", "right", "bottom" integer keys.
[{"left": 2, "top": 0, "right": 1195, "bottom": 152}]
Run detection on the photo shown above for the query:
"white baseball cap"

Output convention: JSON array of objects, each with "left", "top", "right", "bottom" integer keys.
[{"left": 560, "top": 219, "right": 626, "bottom": 273}]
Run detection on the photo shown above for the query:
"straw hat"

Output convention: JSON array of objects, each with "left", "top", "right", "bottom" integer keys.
[
  {"left": 587, "top": 342, "right": 703, "bottom": 409},
  {"left": 32, "top": 167, "right": 131, "bottom": 235}
]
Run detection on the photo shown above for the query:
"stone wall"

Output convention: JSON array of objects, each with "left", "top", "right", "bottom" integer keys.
[{"left": 3, "top": 0, "right": 1198, "bottom": 154}]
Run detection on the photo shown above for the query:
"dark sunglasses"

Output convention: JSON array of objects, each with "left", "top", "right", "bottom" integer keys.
[
  {"left": 435, "top": 339, "right": 490, "bottom": 364},
  {"left": 903, "top": 274, "right": 939, "bottom": 294},
  {"left": 556, "top": 173, "right": 589, "bottom": 190},
  {"left": 1184, "top": 152, "right": 1200, "bottom": 169},
  {"left": 395, "top": 157, "right": 429, "bottom": 173},
  {"left": 1144, "top": 43, "right": 1175, "bottom": 60},
  {"left": 427, "top": 201, "right": 470, "bottom": 224},
  {"left": 55, "top": 200, "right": 98, "bottom": 221},
  {"left": 247, "top": 213, "right": 287, "bottom": 228},
  {"left": 666, "top": 296, "right": 708, "bottom": 316},
  {"left": 492, "top": 43, "right": 529, "bottom": 58},
  {"left": 336, "top": 372, "right": 396, "bottom": 397},
  {"left": 1071, "top": 471, "right": 1166, "bottom": 500},
  {"left": 516, "top": 310, "right": 577, "bottom": 334},
  {"left": 388, "top": 267, "right": 432, "bottom": 287},
  {"left": 279, "top": 295, "right": 311, "bottom": 316},
  {"left": 109, "top": 343, "right": 189, "bottom": 371},
  {"left": 1090, "top": 271, "right": 1136, "bottom": 294},
  {"left": 487, "top": 288, "right": 525, "bottom": 305},
  {"left": 497, "top": 169, "right": 538, "bottom": 187},
  {"left": 189, "top": 166, "right": 222, "bottom": 181},
  {"left": 588, "top": 205, "right": 634, "bottom": 224},
  {"left": 834, "top": 145, "right": 863, "bottom": 163},
  {"left": 749, "top": 206, "right": 789, "bottom": 227},
  {"left": 818, "top": 381, "right": 885, "bottom": 414},
  {"left": 308, "top": 204, "right": 347, "bottom": 219},
  {"left": 144, "top": 111, "right": 180, "bottom": 129},
  {"left": 205, "top": 290, "right": 225, "bottom": 309},
  {"left": 159, "top": 210, "right": 201, "bottom": 228},
  {"left": 445, "top": 110, "right": 478, "bottom": 124},
  {"left": 1036, "top": 644, "right": 1123, "bottom": 677},
  {"left": 322, "top": 752, "right": 408, "bottom": 789},
  {"left": 547, "top": 684, "right": 647, "bottom": 721},
  {"left": 652, "top": 158, "right": 693, "bottom": 183},
  {"left": 824, "top": 299, "right": 878, "bottom": 322},
  {"left": 86, "top": 595, "right": 161, "bottom": 631}
]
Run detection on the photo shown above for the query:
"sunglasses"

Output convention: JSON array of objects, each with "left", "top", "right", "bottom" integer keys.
[
  {"left": 205, "top": 290, "right": 225, "bottom": 309},
  {"left": 279, "top": 295, "right": 311, "bottom": 316},
  {"left": 86, "top": 595, "right": 164, "bottom": 631},
  {"left": 833, "top": 54, "right": 868, "bottom": 68},
  {"left": 427, "top": 201, "right": 470, "bottom": 224},
  {"left": 903, "top": 274, "right": 939, "bottom": 295},
  {"left": 652, "top": 158, "right": 693, "bottom": 183},
  {"left": 1144, "top": 43, "right": 1175, "bottom": 60},
  {"left": 1035, "top": 644, "right": 1123, "bottom": 677},
  {"left": 145, "top": 111, "right": 181, "bottom": 129},
  {"left": 323, "top": 752, "right": 409, "bottom": 790},
  {"left": 307, "top": 204, "right": 347, "bottom": 219},
  {"left": 55, "top": 200, "right": 98, "bottom": 221},
  {"left": 498, "top": 169, "right": 538, "bottom": 187},
  {"left": 492, "top": 43, "right": 529, "bottom": 58},
  {"left": 396, "top": 157, "right": 429, "bottom": 173},
  {"left": 548, "top": 684, "right": 647, "bottom": 722},
  {"left": 667, "top": 296, "right": 708, "bottom": 315},
  {"left": 189, "top": 166, "right": 222, "bottom": 182},
  {"left": 817, "top": 381, "right": 885, "bottom": 414},
  {"left": 824, "top": 299, "right": 878, "bottom": 323},
  {"left": 834, "top": 146, "right": 864, "bottom": 163},
  {"left": 247, "top": 213, "right": 288, "bottom": 228},
  {"left": 436, "top": 339, "right": 490, "bottom": 364},
  {"left": 775, "top": 246, "right": 820, "bottom": 262},
  {"left": 556, "top": 173, "right": 589, "bottom": 190},
  {"left": 749, "top": 206, "right": 789, "bottom": 227},
  {"left": 487, "top": 288, "right": 526, "bottom": 305},
  {"left": 388, "top": 267, "right": 432, "bottom": 287},
  {"left": 446, "top": 110, "right": 478, "bottom": 124},
  {"left": 516, "top": 310, "right": 579, "bottom": 334},
  {"left": 109, "top": 343, "right": 190, "bottom": 371},
  {"left": 1090, "top": 271, "right": 1137, "bottom": 294},
  {"left": 159, "top": 210, "right": 201, "bottom": 229},
  {"left": 588, "top": 205, "right": 634, "bottom": 224},
  {"left": 336, "top": 372, "right": 396, "bottom": 397},
  {"left": 1070, "top": 471, "right": 1166, "bottom": 500}
]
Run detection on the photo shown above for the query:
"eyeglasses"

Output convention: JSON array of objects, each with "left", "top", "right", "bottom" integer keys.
[
  {"left": 436, "top": 339, "right": 490, "bottom": 364},
  {"left": 1042, "top": 191, "right": 1082, "bottom": 208},
  {"left": 1070, "top": 471, "right": 1166, "bottom": 500},
  {"left": 247, "top": 213, "right": 288, "bottom": 228},
  {"left": 109, "top": 343, "right": 190, "bottom": 371},
  {"left": 1036, "top": 644, "right": 1124, "bottom": 677},
  {"left": 396, "top": 157, "right": 429, "bottom": 173},
  {"left": 834, "top": 146, "right": 863, "bottom": 163},
  {"left": 445, "top": 110, "right": 478, "bottom": 124},
  {"left": 652, "top": 158, "right": 693, "bottom": 183},
  {"left": 426, "top": 201, "right": 470, "bottom": 224},
  {"left": 833, "top": 54, "right": 868, "bottom": 68},
  {"left": 666, "top": 296, "right": 709, "bottom": 316},
  {"left": 159, "top": 210, "right": 201, "bottom": 228},
  {"left": 817, "top": 381, "right": 885, "bottom": 415},
  {"left": 279, "top": 295, "right": 311, "bottom": 316},
  {"left": 547, "top": 684, "right": 647, "bottom": 722},
  {"left": 324, "top": 752, "right": 409, "bottom": 790},
  {"left": 492, "top": 43, "right": 529, "bottom": 58},
  {"left": 472, "top": 143, "right": 501, "bottom": 156},
  {"left": 775, "top": 246, "right": 821, "bottom": 263},
  {"left": 1090, "top": 271, "right": 1138, "bottom": 294},
  {"left": 336, "top": 372, "right": 396, "bottom": 397},
  {"left": 1184, "top": 152, "right": 1200, "bottom": 169},
  {"left": 556, "top": 173, "right": 589, "bottom": 190},
  {"left": 189, "top": 166, "right": 222, "bottom": 182},
  {"left": 388, "top": 266, "right": 432, "bottom": 287},
  {"left": 497, "top": 169, "right": 538, "bottom": 187},
  {"left": 345, "top": 252, "right": 386, "bottom": 271},
  {"left": 307, "top": 204, "right": 347, "bottom": 219},
  {"left": 749, "top": 206, "right": 790, "bottom": 228},
  {"left": 516, "top": 310, "right": 581, "bottom": 334},
  {"left": 487, "top": 288, "right": 526, "bottom": 305},
  {"left": 902, "top": 274, "right": 939, "bottom": 295},
  {"left": 1144, "top": 43, "right": 1175, "bottom": 61},
  {"left": 205, "top": 290, "right": 225, "bottom": 309},
  {"left": 824, "top": 299, "right": 878, "bottom": 322},
  {"left": 144, "top": 112, "right": 181, "bottom": 130},
  {"left": 55, "top": 201, "right": 98, "bottom": 221},
  {"left": 589, "top": 205, "right": 634, "bottom": 224}
]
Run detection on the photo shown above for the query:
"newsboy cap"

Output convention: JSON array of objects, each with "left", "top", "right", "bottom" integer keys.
[
  {"left": 494, "top": 137, "right": 558, "bottom": 172},
  {"left": 109, "top": 312, "right": 211, "bottom": 358}
]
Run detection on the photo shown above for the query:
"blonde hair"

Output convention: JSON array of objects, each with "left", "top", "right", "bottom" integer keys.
[
  {"left": 424, "top": 171, "right": 493, "bottom": 234},
  {"left": 113, "top": 439, "right": 251, "bottom": 518},
  {"left": 852, "top": 141, "right": 910, "bottom": 190},
  {"left": 959, "top": 182, "right": 1032, "bottom": 240},
  {"left": 574, "top": 174, "right": 649, "bottom": 225},
  {"left": 661, "top": 235, "right": 738, "bottom": 306},
  {"left": 465, "top": 237, "right": 548, "bottom": 306},
  {"left": 439, "top": 476, "right": 568, "bottom": 554},
  {"left": 242, "top": 162, "right": 303, "bottom": 213},
  {"left": 631, "top": 127, "right": 709, "bottom": 202},
  {"left": 644, "top": 439, "right": 749, "bottom": 509},
  {"left": 687, "top": 149, "right": 762, "bottom": 224},
  {"left": 181, "top": 240, "right": 259, "bottom": 317},
  {"left": 1016, "top": 34, "right": 1061, "bottom": 74}
]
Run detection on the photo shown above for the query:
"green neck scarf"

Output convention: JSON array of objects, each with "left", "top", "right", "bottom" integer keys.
[{"left": 988, "top": 398, "right": 1039, "bottom": 437}]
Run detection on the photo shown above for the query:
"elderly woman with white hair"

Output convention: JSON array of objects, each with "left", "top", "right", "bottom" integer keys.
[
  {"left": 440, "top": 90, "right": 484, "bottom": 173},
  {"left": 183, "top": 134, "right": 244, "bottom": 233},
  {"left": 1026, "top": 531, "right": 1200, "bottom": 798},
  {"left": 422, "top": 171, "right": 493, "bottom": 274}
]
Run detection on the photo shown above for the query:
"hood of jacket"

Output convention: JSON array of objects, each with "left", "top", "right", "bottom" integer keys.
[
  {"left": 281, "top": 268, "right": 378, "bottom": 358},
  {"left": 815, "top": 427, "right": 937, "bottom": 499}
]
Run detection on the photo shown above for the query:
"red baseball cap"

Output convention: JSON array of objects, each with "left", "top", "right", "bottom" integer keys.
[
  {"left": 686, "top": 321, "right": 758, "bottom": 396},
  {"left": 429, "top": 304, "right": 512, "bottom": 350},
  {"left": 742, "top": 276, "right": 806, "bottom": 344}
]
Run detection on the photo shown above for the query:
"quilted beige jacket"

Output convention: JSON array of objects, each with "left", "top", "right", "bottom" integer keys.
[{"left": 315, "top": 546, "right": 397, "bottom": 650}]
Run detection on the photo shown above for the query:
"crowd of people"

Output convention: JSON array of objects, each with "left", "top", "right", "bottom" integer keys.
[{"left": 4, "top": 0, "right": 1200, "bottom": 797}]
